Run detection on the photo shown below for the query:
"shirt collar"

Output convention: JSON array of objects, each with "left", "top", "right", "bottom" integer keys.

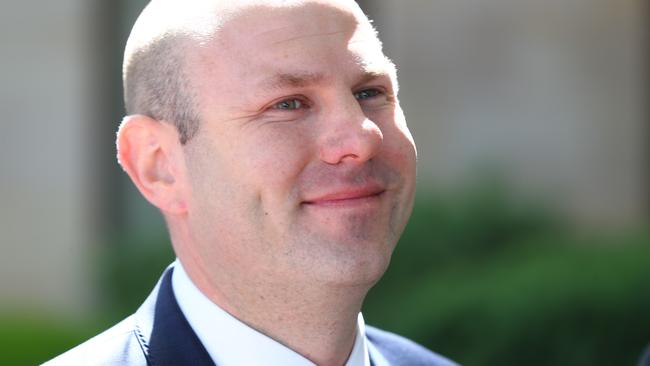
[{"left": 171, "top": 259, "right": 370, "bottom": 366}]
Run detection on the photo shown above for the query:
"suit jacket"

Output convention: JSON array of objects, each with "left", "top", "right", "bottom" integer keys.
[
  {"left": 639, "top": 346, "right": 650, "bottom": 366},
  {"left": 44, "top": 266, "right": 457, "bottom": 366}
]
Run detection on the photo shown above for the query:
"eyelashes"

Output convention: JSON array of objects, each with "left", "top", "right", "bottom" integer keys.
[
  {"left": 268, "top": 87, "right": 388, "bottom": 112},
  {"left": 271, "top": 97, "right": 309, "bottom": 111},
  {"left": 354, "top": 88, "right": 383, "bottom": 100}
]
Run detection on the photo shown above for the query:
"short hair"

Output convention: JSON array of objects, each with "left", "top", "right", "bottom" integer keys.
[{"left": 123, "top": 33, "right": 200, "bottom": 145}]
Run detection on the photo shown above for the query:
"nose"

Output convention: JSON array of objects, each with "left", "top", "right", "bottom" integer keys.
[{"left": 318, "top": 99, "right": 383, "bottom": 165}]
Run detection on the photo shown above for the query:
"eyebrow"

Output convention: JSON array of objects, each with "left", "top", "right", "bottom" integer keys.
[
  {"left": 258, "top": 65, "right": 396, "bottom": 92},
  {"left": 260, "top": 71, "right": 327, "bottom": 90},
  {"left": 260, "top": 58, "right": 397, "bottom": 89}
]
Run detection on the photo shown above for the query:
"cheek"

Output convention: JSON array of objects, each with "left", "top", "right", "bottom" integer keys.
[
  {"left": 374, "top": 107, "right": 417, "bottom": 171},
  {"left": 394, "top": 106, "right": 416, "bottom": 156},
  {"left": 239, "top": 125, "right": 313, "bottom": 195}
]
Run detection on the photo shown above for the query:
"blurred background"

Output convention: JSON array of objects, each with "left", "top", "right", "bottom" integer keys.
[{"left": 0, "top": 0, "right": 648, "bottom": 364}]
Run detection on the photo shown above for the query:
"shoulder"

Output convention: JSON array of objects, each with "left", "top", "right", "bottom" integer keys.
[
  {"left": 639, "top": 345, "right": 650, "bottom": 366},
  {"left": 366, "top": 325, "right": 458, "bottom": 366},
  {"left": 42, "top": 316, "right": 147, "bottom": 366}
]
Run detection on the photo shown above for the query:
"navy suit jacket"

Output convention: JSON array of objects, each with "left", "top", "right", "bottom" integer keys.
[
  {"left": 44, "top": 266, "right": 457, "bottom": 366},
  {"left": 639, "top": 346, "right": 650, "bottom": 366}
]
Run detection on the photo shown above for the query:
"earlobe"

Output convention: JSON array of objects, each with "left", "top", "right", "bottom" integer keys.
[{"left": 116, "top": 115, "right": 188, "bottom": 215}]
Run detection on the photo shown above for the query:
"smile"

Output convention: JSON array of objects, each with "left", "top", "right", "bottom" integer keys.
[{"left": 302, "top": 187, "right": 386, "bottom": 207}]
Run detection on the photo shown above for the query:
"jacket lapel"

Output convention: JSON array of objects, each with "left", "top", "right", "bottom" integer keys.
[{"left": 136, "top": 267, "right": 215, "bottom": 366}]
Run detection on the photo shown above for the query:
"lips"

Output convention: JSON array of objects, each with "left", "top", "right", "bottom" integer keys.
[{"left": 302, "top": 185, "right": 386, "bottom": 206}]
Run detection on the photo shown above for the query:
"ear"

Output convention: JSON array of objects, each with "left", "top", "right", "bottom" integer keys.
[{"left": 116, "top": 115, "right": 188, "bottom": 215}]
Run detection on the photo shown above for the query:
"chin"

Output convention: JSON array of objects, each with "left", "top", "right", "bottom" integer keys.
[
  {"left": 285, "top": 216, "right": 400, "bottom": 286},
  {"left": 309, "top": 236, "right": 396, "bottom": 288},
  {"left": 341, "top": 259, "right": 392, "bottom": 288}
]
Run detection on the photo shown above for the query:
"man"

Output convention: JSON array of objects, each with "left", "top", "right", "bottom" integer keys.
[{"left": 46, "top": 0, "right": 456, "bottom": 365}]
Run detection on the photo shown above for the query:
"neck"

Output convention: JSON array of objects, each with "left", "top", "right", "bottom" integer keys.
[{"left": 178, "top": 254, "right": 370, "bottom": 366}]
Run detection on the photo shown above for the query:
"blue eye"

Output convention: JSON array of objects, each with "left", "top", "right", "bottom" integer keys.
[
  {"left": 354, "top": 88, "right": 382, "bottom": 100},
  {"left": 273, "top": 99, "right": 304, "bottom": 110}
]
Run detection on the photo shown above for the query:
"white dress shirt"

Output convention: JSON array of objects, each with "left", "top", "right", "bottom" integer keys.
[{"left": 172, "top": 259, "right": 371, "bottom": 366}]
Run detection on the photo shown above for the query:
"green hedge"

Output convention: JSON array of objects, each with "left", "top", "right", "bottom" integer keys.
[
  {"left": 0, "top": 314, "right": 105, "bottom": 365},
  {"left": 363, "top": 189, "right": 650, "bottom": 365},
  {"left": 364, "top": 237, "right": 650, "bottom": 365}
]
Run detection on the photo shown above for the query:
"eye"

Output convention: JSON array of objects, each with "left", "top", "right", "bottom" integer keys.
[
  {"left": 354, "top": 88, "right": 383, "bottom": 100},
  {"left": 272, "top": 98, "right": 306, "bottom": 110}
]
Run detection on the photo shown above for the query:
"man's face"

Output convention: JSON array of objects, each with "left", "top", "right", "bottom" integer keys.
[{"left": 182, "top": 1, "right": 416, "bottom": 288}]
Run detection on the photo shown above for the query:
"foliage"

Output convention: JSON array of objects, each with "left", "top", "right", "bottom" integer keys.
[
  {"left": 98, "top": 233, "right": 175, "bottom": 319},
  {"left": 364, "top": 189, "right": 650, "bottom": 366},
  {"left": 0, "top": 313, "right": 104, "bottom": 365}
]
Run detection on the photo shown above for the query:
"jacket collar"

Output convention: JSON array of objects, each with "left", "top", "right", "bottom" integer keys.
[{"left": 133, "top": 265, "right": 385, "bottom": 366}]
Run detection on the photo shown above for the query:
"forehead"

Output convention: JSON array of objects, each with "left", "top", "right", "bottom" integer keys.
[
  {"left": 189, "top": 1, "right": 390, "bottom": 88},
  {"left": 221, "top": 2, "right": 365, "bottom": 42}
]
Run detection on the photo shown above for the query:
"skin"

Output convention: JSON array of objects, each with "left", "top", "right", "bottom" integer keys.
[{"left": 117, "top": 1, "right": 417, "bottom": 365}]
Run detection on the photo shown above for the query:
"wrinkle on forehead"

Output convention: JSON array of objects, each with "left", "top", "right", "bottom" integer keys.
[{"left": 271, "top": 30, "right": 350, "bottom": 46}]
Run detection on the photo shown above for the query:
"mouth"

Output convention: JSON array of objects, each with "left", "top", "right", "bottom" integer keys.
[{"left": 302, "top": 187, "right": 386, "bottom": 207}]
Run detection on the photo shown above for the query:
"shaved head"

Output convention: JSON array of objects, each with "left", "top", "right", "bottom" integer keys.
[{"left": 123, "top": 0, "right": 377, "bottom": 144}]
